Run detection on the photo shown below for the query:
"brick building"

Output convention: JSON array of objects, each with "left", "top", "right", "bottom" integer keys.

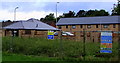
[
  {"left": 56, "top": 16, "right": 120, "bottom": 42},
  {"left": 2, "top": 18, "right": 59, "bottom": 38}
]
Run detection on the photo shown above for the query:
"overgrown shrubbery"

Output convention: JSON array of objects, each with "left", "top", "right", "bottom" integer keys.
[
  {"left": 2, "top": 37, "right": 119, "bottom": 61},
  {"left": 3, "top": 37, "right": 60, "bottom": 57}
]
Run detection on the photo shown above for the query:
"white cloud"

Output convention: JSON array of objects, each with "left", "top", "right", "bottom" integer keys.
[
  {"left": 0, "top": 10, "right": 63, "bottom": 21},
  {"left": 1, "top": 0, "right": 117, "bottom": 2},
  {"left": 0, "top": 10, "right": 14, "bottom": 20}
]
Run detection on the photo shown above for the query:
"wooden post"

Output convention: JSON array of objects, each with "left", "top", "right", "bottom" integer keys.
[
  {"left": 118, "top": 32, "right": 120, "bottom": 61},
  {"left": 59, "top": 30, "right": 63, "bottom": 58},
  {"left": 83, "top": 29, "right": 86, "bottom": 60}
]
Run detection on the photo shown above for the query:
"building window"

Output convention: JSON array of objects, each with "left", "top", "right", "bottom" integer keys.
[
  {"left": 80, "top": 25, "right": 83, "bottom": 28},
  {"left": 58, "top": 26, "right": 62, "bottom": 29},
  {"left": 72, "top": 25, "right": 76, "bottom": 29},
  {"left": 66, "top": 25, "right": 68, "bottom": 29},
  {"left": 25, "top": 30, "right": 31, "bottom": 34},
  {"left": 113, "top": 24, "right": 116, "bottom": 28},
  {"left": 103, "top": 25, "right": 109, "bottom": 28},
  {"left": 87, "top": 25, "right": 91, "bottom": 28},
  {"left": 96, "top": 25, "right": 98, "bottom": 28}
]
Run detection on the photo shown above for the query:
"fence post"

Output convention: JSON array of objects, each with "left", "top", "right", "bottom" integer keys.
[
  {"left": 83, "top": 29, "right": 86, "bottom": 60},
  {"left": 10, "top": 30, "right": 14, "bottom": 52},
  {"left": 119, "top": 32, "right": 120, "bottom": 61},
  {"left": 59, "top": 30, "right": 63, "bottom": 58}
]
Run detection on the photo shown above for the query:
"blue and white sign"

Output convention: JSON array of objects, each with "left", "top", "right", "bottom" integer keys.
[
  {"left": 48, "top": 35, "right": 54, "bottom": 39},
  {"left": 100, "top": 32, "right": 112, "bottom": 53}
]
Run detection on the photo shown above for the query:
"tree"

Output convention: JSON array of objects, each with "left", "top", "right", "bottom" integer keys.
[
  {"left": 95, "top": 10, "right": 109, "bottom": 16},
  {"left": 6, "top": 20, "right": 12, "bottom": 22},
  {"left": 85, "top": 10, "right": 95, "bottom": 17},
  {"left": 40, "top": 13, "right": 56, "bottom": 22},
  {"left": 40, "top": 18, "right": 44, "bottom": 21},
  {"left": 76, "top": 10, "right": 86, "bottom": 17},
  {"left": 112, "top": 0, "right": 120, "bottom": 15},
  {"left": 44, "top": 13, "right": 56, "bottom": 21},
  {"left": 63, "top": 11, "right": 75, "bottom": 18},
  {"left": 76, "top": 9, "right": 109, "bottom": 17}
]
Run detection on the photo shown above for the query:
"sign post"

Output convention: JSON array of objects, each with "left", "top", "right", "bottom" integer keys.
[
  {"left": 100, "top": 32, "right": 112, "bottom": 53},
  {"left": 48, "top": 31, "right": 54, "bottom": 40}
]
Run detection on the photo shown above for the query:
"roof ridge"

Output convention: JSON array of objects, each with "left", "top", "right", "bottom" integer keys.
[{"left": 61, "top": 16, "right": 120, "bottom": 19}]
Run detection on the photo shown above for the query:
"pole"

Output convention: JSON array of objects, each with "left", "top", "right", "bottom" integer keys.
[
  {"left": 14, "top": 7, "right": 19, "bottom": 21},
  {"left": 118, "top": 1, "right": 120, "bottom": 60},
  {"left": 56, "top": 2, "right": 59, "bottom": 27},
  {"left": 118, "top": 2, "right": 120, "bottom": 61},
  {"left": 59, "top": 30, "right": 63, "bottom": 58},
  {"left": 11, "top": 7, "right": 18, "bottom": 52},
  {"left": 83, "top": 28, "right": 86, "bottom": 60},
  {"left": 100, "top": 21, "right": 101, "bottom": 31},
  {"left": 10, "top": 30, "right": 14, "bottom": 52},
  {"left": 14, "top": 9, "right": 16, "bottom": 21},
  {"left": 118, "top": 32, "right": 120, "bottom": 62}
]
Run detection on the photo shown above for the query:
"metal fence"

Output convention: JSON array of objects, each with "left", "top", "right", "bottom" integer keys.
[
  {"left": 2, "top": 30, "right": 120, "bottom": 62},
  {"left": 58, "top": 31, "right": 120, "bottom": 61}
]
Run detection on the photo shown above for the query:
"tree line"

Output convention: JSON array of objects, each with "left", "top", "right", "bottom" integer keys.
[
  {"left": 40, "top": 0, "right": 120, "bottom": 23},
  {"left": 40, "top": 9, "right": 110, "bottom": 23}
]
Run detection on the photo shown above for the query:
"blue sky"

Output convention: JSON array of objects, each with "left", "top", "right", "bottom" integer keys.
[{"left": 0, "top": 0, "right": 117, "bottom": 21}]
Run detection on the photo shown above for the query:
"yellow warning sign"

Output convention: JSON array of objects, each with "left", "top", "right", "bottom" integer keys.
[{"left": 48, "top": 31, "right": 54, "bottom": 35}]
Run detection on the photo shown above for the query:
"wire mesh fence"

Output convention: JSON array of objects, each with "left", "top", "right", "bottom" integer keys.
[
  {"left": 2, "top": 30, "right": 120, "bottom": 62},
  {"left": 58, "top": 31, "right": 120, "bottom": 61}
]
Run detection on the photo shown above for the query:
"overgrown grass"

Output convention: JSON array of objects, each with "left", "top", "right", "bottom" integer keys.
[
  {"left": 3, "top": 52, "right": 59, "bottom": 61},
  {"left": 2, "top": 37, "right": 119, "bottom": 61}
]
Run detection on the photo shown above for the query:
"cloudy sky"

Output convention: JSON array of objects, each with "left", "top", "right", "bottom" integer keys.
[{"left": 0, "top": 0, "right": 117, "bottom": 21}]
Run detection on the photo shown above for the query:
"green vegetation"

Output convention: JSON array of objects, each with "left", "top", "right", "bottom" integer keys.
[
  {"left": 3, "top": 52, "right": 59, "bottom": 61},
  {"left": 112, "top": 0, "right": 120, "bottom": 15},
  {"left": 2, "top": 37, "right": 119, "bottom": 62}
]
